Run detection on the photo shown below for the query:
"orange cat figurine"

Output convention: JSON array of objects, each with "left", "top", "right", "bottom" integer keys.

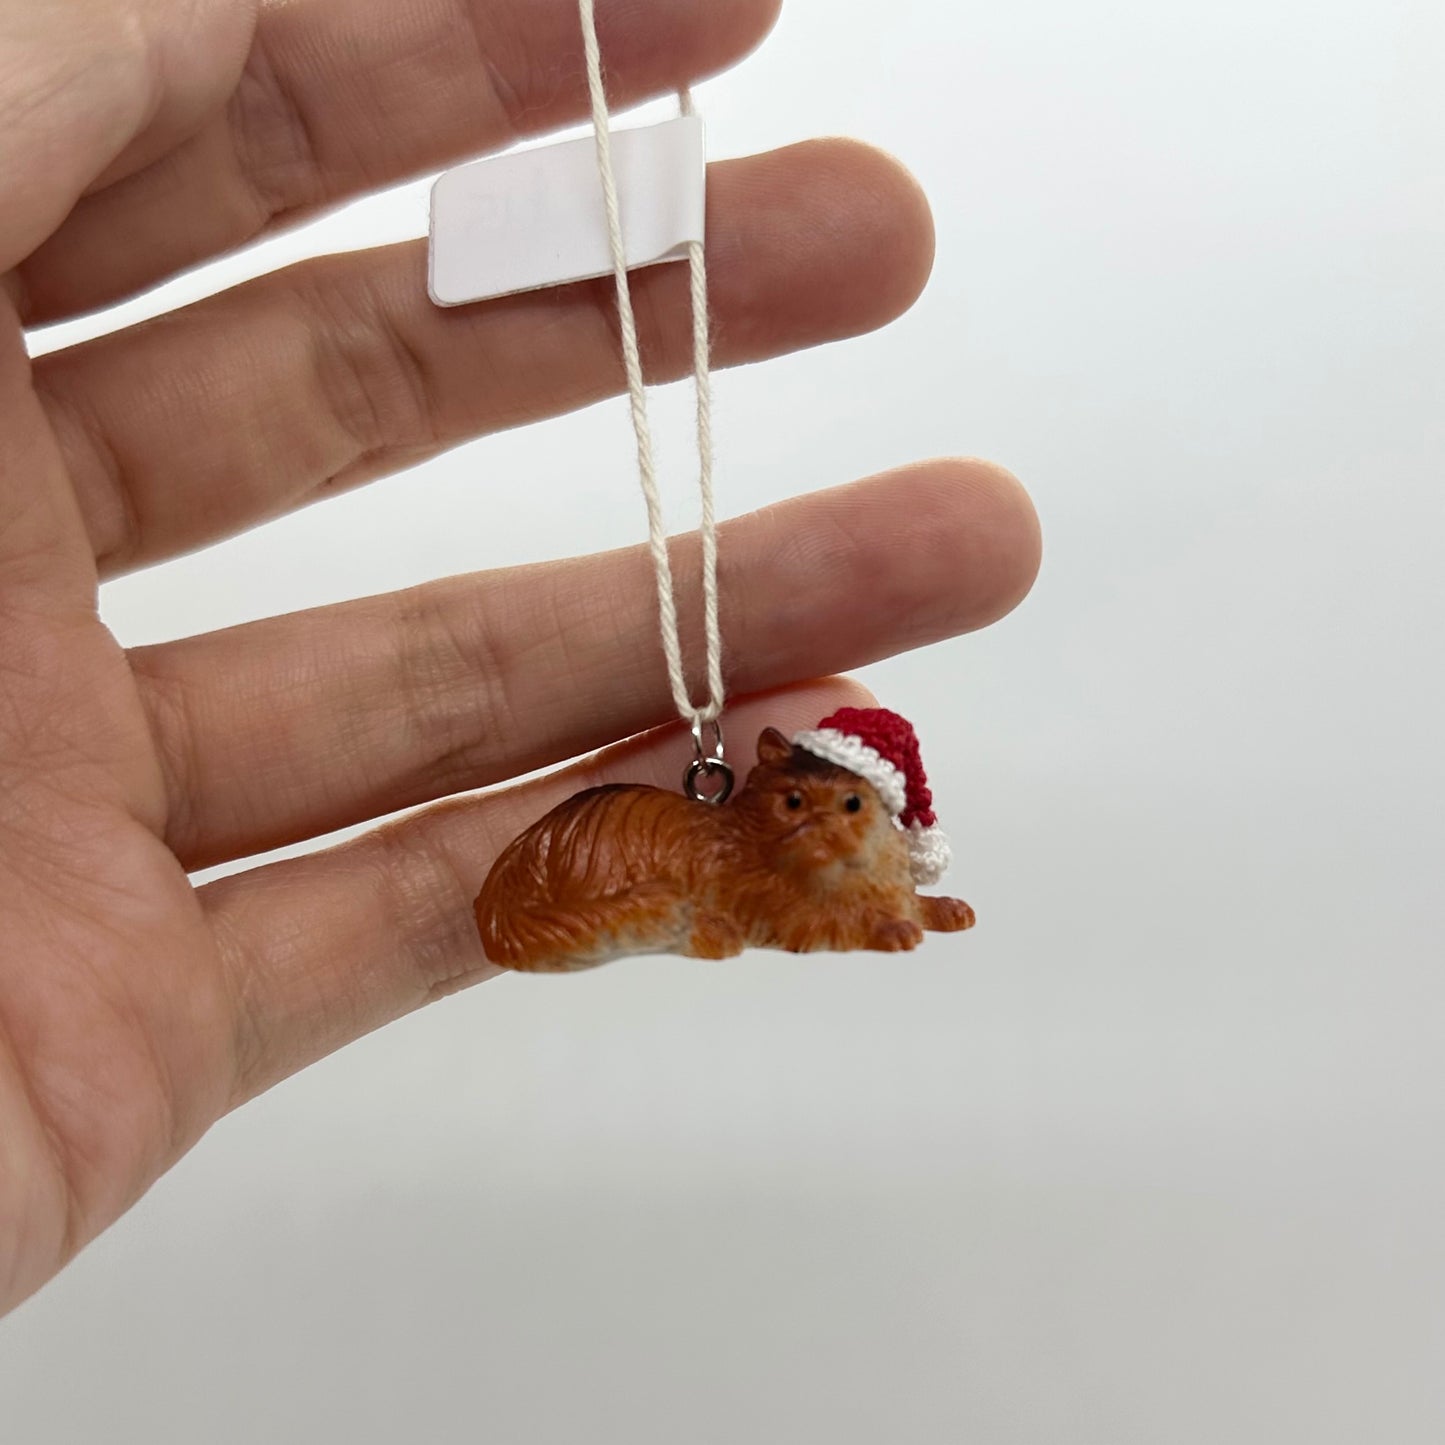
[{"left": 475, "top": 707, "right": 975, "bottom": 972}]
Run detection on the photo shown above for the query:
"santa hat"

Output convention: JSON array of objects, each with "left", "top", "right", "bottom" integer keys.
[{"left": 790, "top": 707, "right": 952, "bottom": 886}]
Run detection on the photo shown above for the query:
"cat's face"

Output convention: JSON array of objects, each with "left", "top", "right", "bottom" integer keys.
[{"left": 740, "top": 729, "right": 900, "bottom": 875}]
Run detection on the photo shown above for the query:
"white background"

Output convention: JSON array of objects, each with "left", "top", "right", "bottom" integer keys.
[{"left": 4, "top": 0, "right": 1443, "bottom": 1439}]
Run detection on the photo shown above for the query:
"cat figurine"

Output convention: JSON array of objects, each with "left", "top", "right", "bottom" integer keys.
[{"left": 476, "top": 718, "right": 974, "bottom": 972}]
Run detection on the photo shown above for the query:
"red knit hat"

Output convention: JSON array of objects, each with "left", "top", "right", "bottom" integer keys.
[{"left": 790, "top": 707, "right": 952, "bottom": 886}]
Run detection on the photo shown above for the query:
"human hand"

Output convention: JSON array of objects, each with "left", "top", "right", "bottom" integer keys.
[{"left": 0, "top": 0, "right": 1040, "bottom": 1313}]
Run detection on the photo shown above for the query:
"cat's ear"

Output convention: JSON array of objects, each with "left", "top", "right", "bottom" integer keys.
[{"left": 756, "top": 727, "right": 792, "bottom": 765}]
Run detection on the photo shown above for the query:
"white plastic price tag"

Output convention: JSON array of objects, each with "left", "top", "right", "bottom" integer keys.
[{"left": 427, "top": 115, "right": 706, "bottom": 307}]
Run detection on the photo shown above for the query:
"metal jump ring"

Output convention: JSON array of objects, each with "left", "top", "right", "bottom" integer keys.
[{"left": 684, "top": 755, "right": 735, "bottom": 805}]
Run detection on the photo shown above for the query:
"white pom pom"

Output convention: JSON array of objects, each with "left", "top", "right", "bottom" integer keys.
[{"left": 906, "top": 821, "right": 951, "bottom": 886}]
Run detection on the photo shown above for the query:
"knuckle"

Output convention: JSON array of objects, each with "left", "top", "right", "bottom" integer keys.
[
  {"left": 226, "top": 27, "right": 326, "bottom": 221},
  {"left": 387, "top": 580, "right": 523, "bottom": 798},
  {"left": 303, "top": 267, "right": 436, "bottom": 461},
  {"left": 366, "top": 818, "right": 488, "bottom": 1004}
]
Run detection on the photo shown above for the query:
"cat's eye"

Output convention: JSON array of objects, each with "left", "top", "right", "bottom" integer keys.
[
  {"left": 844, "top": 794, "right": 863, "bottom": 813},
  {"left": 786, "top": 792, "right": 804, "bottom": 810}
]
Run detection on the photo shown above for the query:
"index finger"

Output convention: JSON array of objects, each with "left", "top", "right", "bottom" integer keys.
[
  {"left": 0, "top": 0, "right": 258, "bottom": 277},
  {"left": 18, "top": 0, "right": 783, "bottom": 324}
]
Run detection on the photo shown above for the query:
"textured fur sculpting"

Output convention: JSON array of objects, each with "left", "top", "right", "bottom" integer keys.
[{"left": 475, "top": 728, "right": 975, "bottom": 972}]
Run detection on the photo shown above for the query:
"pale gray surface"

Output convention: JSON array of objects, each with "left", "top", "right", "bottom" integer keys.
[{"left": 4, "top": 0, "right": 1443, "bottom": 1440}]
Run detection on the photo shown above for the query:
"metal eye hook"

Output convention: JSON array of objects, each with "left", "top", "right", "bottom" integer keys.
[
  {"left": 685, "top": 715, "right": 733, "bottom": 804},
  {"left": 691, "top": 716, "right": 725, "bottom": 762}
]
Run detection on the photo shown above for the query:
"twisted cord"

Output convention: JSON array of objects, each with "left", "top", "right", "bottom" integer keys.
[{"left": 576, "top": 0, "right": 724, "bottom": 728}]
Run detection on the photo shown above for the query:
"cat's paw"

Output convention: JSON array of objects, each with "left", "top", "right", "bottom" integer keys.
[
  {"left": 869, "top": 918, "right": 926, "bottom": 952},
  {"left": 921, "top": 896, "right": 976, "bottom": 933},
  {"left": 688, "top": 913, "right": 746, "bottom": 960}
]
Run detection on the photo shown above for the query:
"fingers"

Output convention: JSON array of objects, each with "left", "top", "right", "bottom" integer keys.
[
  {"left": 202, "top": 677, "right": 868, "bottom": 1106},
  {"left": 39, "top": 140, "right": 935, "bottom": 574},
  {"left": 132, "top": 459, "right": 1040, "bottom": 871},
  {"left": 0, "top": 0, "right": 257, "bottom": 276},
  {"left": 17, "top": 0, "right": 782, "bottom": 323}
]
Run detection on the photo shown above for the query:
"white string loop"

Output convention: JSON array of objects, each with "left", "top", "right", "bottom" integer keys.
[{"left": 576, "top": 0, "right": 724, "bottom": 731}]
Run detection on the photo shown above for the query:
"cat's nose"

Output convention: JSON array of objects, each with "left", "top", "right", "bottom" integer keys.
[{"left": 807, "top": 821, "right": 858, "bottom": 864}]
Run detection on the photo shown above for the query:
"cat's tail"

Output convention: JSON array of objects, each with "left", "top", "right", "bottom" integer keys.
[
  {"left": 476, "top": 898, "right": 614, "bottom": 972},
  {"left": 476, "top": 881, "right": 690, "bottom": 972}
]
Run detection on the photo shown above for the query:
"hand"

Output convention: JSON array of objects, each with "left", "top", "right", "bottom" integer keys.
[{"left": 0, "top": 0, "right": 1039, "bottom": 1314}]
